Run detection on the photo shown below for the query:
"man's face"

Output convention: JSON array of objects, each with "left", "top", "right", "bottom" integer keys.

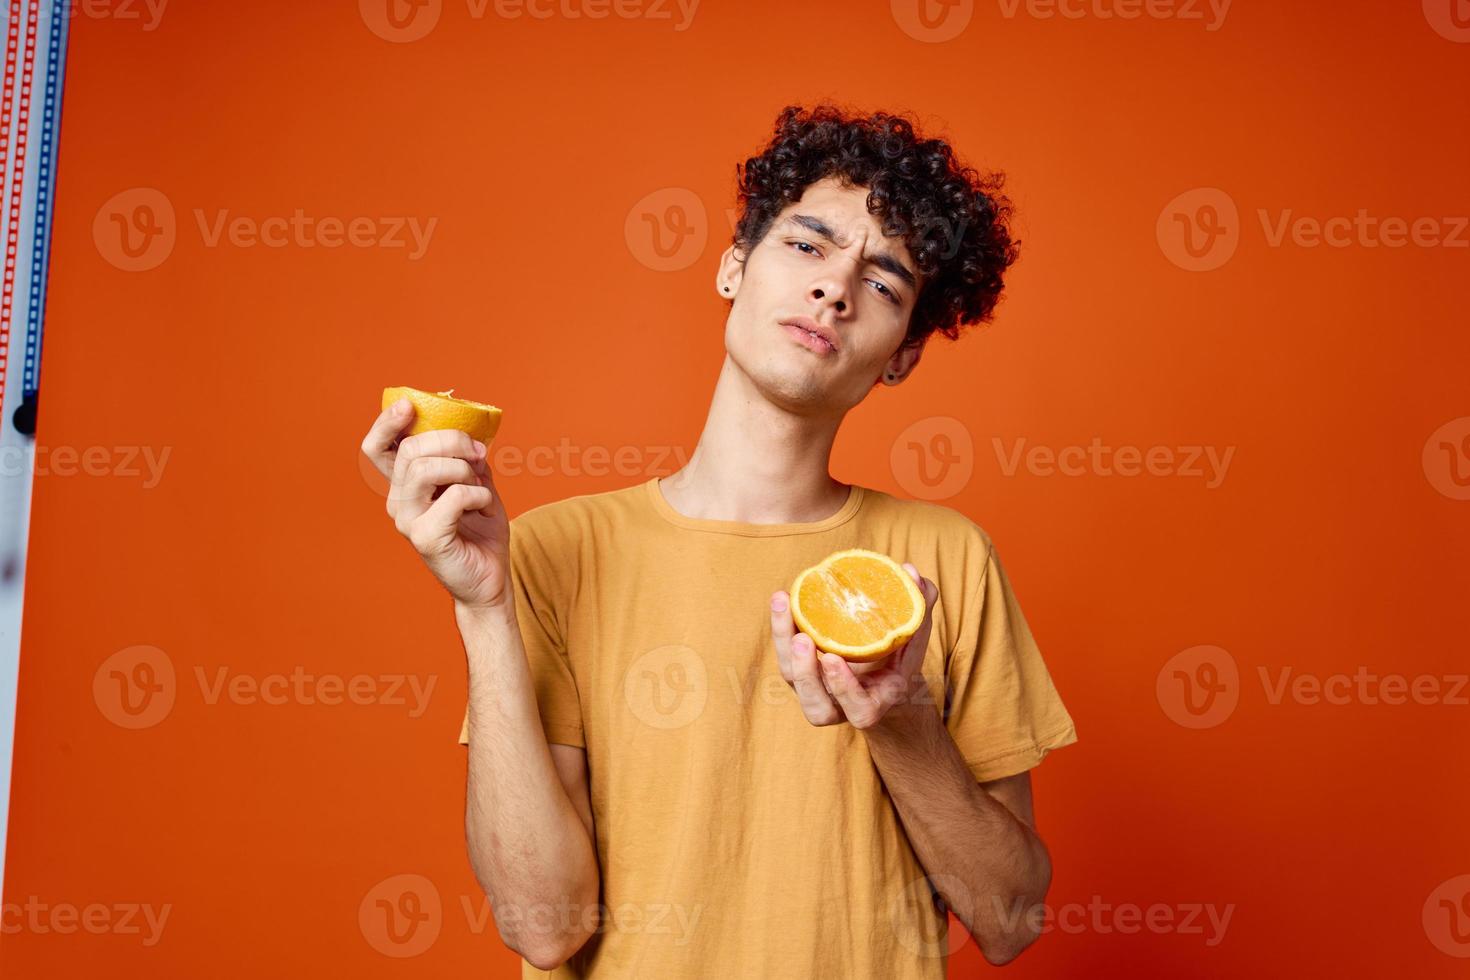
[{"left": 718, "top": 176, "right": 924, "bottom": 415}]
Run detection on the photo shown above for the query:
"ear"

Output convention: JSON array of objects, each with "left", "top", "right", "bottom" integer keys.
[
  {"left": 716, "top": 243, "right": 746, "bottom": 298},
  {"left": 882, "top": 338, "right": 926, "bottom": 385}
]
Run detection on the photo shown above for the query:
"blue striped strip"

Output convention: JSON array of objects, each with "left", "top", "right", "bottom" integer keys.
[{"left": 22, "top": 3, "right": 66, "bottom": 402}]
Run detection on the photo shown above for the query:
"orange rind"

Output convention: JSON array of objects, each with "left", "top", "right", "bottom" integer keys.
[{"left": 382, "top": 386, "right": 502, "bottom": 445}]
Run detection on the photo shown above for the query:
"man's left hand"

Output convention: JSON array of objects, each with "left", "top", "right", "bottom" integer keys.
[{"left": 769, "top": 563, "right": 939, "bottom": 730}]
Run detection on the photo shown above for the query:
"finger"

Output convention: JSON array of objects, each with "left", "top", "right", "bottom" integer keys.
[
  {"left": 408, "top": 483, "right": 496, "bottom": 558},
  {"left": 396, "top": 456, "right": 480, "bottom": 504},
  {"left": 848, "top": 652, "right": 893, "bottom": 677},
  {"left": 902, "top": 563, "right": 935, "bottom": 607},
  {"left": 867, "top": 652, "right": 919, "bottom": 708},
  {"left": 853, "top": 648, "right": 911, "bottom": 696},
  {"left": 893, "top": 633, "right": 926, "bottom": 685},
  {"left": 790, "top": 634, "right": 842, "bottom": 726},
  {"left": 884, "top": 571, "right": 940, "bottom": 700},
  {"left": 907, "top": 566, "right": 939, "bottom": 612},
  {"left": 361, "top": 397, "right": 417, "bottom": 478},
  {"left": 391, "top": 427, "right": 484, "bottom": 493},
  {"left": 389, "top": 456, "right": 481, "bottom": 532},
  {"left": 898, "top": 565, "right": 940, "bottom": 651},
  {"left": 770, "top": 591, "right": 796, "bottom": 682},
  {"left": 820, "top": 653, "right": 881, "bottom": 729}
]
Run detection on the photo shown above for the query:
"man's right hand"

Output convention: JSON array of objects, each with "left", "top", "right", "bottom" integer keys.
[{"left": 361, "top": 397, "right": 511, "bottom": 611}]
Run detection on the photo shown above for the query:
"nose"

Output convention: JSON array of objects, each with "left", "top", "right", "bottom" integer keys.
[
  {"left": 810, "top": 286, "right": 845, "bottom": 317},
  {"left": 808, "top": 269, "right": 854, "bottom": 319},
  {"left": 807, "top": 232, "right": 870, "bottom": 319}
]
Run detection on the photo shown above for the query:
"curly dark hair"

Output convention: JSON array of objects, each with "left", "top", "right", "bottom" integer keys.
[{"left": 730, "top": 104, "right": 1020, "bottom": 351}]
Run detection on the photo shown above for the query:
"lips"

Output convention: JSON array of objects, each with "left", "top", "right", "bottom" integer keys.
[{"left": 780, "top": 317, "right": 838, "bottom": 354}]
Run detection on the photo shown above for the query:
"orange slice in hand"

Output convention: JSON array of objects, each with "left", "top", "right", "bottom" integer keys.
[
  {"left": 382, "top": 386, "right": 503, "bottom": 445},
  {"left": 790, "top": 549, "right": 925, "bottom": 661}
]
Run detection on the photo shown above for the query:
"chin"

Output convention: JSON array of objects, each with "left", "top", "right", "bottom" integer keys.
[{"left": 755, "top": 364, "right": 830, "bottom": 408}]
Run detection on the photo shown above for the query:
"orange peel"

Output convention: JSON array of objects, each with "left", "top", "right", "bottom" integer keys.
[{"left": 382, "top": 386, "right": 502, "bottom": 445}]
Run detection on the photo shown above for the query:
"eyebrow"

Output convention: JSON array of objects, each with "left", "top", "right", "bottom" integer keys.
[{"left": 782, "top": 213, "right": 918, "bottom": 290}]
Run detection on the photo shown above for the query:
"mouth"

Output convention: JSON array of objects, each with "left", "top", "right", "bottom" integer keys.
[{"left": 780, "top": 318, "right": 838, "bottom": 355}]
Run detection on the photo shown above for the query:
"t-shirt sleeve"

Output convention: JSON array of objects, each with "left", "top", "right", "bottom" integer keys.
[
  {"left": 942, "top": 541, "right": 1077, "bottom": 782},
  {"left": 458, "top": 520, "right": 585, "bottom": 748}
]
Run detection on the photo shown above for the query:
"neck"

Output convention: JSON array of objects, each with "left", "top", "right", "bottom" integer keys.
[{"left": 660, "top": 355, "right": 851, "bottom": 524}]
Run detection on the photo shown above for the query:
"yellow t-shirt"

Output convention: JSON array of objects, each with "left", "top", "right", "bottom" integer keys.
[{"left": 458, "top": 476, "right": 1077, "bottom": 978}]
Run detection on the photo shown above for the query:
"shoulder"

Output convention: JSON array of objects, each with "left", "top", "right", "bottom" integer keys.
[{"left": 857, "top": 484, "right": 997, "bottom": 559}]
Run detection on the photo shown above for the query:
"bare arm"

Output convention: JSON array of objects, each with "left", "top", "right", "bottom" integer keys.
[
  {"left": 359, "top": 399, "right": 598, "bottom": 970},
  {"left": 768, "top": 569, "right": 1050, "bottom": 967},
  {"left": 458, "top": 601, "right": 599, "bottom": 971},
  {"left": 862, "top": 701, "right": 1051, "bottom": 966}
]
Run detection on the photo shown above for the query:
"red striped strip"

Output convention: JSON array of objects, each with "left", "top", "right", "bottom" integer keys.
[{"left": 0, "top": 0, "right": 39, "bottom": 413}]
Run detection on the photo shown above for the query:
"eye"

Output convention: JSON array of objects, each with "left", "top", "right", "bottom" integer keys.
[
  {"left": 868, "top": 280, "right": 903, "bottom": 305},
  {"left": 789, "top": 240, "right": 900, "bottom": 304}
]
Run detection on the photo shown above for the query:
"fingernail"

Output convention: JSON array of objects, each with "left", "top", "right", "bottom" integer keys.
[
  {"left": 392, "top": 397, "right": 409, "bottom": 414},
  {"left": 771, "top": 594, "right": 787, "bottom": 613},
  {"left": 473, "top": 440, "right": 486, "bottom": 457},
  {"left": 794, "top": 635, "right": 808, "bottom": 652}
]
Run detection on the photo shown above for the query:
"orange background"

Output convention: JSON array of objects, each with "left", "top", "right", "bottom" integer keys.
[{"left": 4, "top": 0, "right": 1468, "bottom": 975}]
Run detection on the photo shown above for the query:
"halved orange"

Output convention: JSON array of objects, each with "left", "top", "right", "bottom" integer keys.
[
  {"left": 790, "top": 549, "right": 925, "bottom": 661},
  {"left": 382, "top": 386, "right": 503, "bottom": 445}
]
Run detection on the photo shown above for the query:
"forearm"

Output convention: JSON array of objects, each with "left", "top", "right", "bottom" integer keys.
[
  {"left": 457, "top": 601, "right": 599, "bottom": 968},
  {"left": 862, "top": 701, "right": 1051, "bottom": 965}
]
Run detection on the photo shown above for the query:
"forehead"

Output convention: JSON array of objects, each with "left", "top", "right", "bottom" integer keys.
[
  {"left": 779, "top": 176, "right": 888, "bottom": 235},
  {"left": 772, "top": 175, "right": 921, "bottom": 288}
]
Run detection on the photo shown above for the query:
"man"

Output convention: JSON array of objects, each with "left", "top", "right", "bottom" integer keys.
[{"left": 361, "top": 104, "right": 1076, "bottom": 977}]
